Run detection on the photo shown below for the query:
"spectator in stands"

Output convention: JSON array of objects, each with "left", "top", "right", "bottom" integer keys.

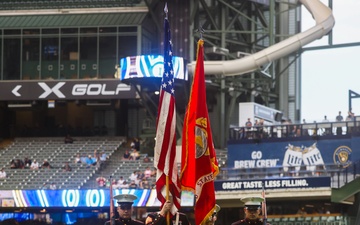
[
  {"left": 143, "top": 155, "right": 150, "bottom": 162},
  {"left": 62, "top": 162, "right": 72, "bottom": 172},
  {"left": 129, "top": 171, "right": 138, "bottom": 183},
  {"left": 64, "top": 134, "right": 74, "bottom": 144},
  {"left": 106, "top": 178, "right": 116, "bottom": 188},
  {"left": 129, "top": 180, "right": 138, "bottom": 189},
  {"left": 302, "top": 119, "right": 309, "bottom": 136},
  {"left": 74, "top": 153, "right": 81, "bottom": 164},
  {"left": 0, "top": 168, "right": 7, "bottom": 179},
  {"left": 323, "top": 115, "right": 329, "bottom": 122},
  {"left": 288, "top": 119, "right": 297, "bottom": 137},
  {"left": 144, "top": 167, "right": 152, "bottom": 179},
  {"left": 49, "top": 183, "right": 57, "bottom": 190},
  {"left": 118, "top": 181, "right": 129, "bottom": 189},
  {"left": 130, "top": 139, "right": 136, "bottom": 149},
  {"left": 16, "top": 159, "right": 25, "bottom": 169},
  {"left": 122, "top": 149, "right": 131, "bottom": 160},
  {"left": 296, "top": 207, "right": 307, "bottom": 216},
  {"left": 136, "top": 171, "right": 145, "bottom": 185},
  {"left": 94, "top": 149, "right": 99, "bottom": 159},
  {"left": 322, "top": 115, "right": 331, "bottom": 135},
  {"left": 237, "top": 127, "right": 245, "bottom": 139},
  {"left": 346, "top": 109, "right": 355, "bottom": 134},
  {"left": 30, "top": 160, "right": 40, "bottom": 170},
  {"left": 151, "top": 168, "right": 156, "bottom": 177},
  {"left": 41, "top": 159, "right": 52, "bottom": 169},
  {"left": 335, "top": 111, "right": 343, "bottom": 135},
  {"left": 347, "top": 108, "right": 355, "bottom": 121},
  {"left": 118, "top": 176, "right": 125, "bottom": 184},
  {"left": 94, "top": 155, "right": 102, "bottom": 168},
  {"left": 134, "top": 138, "right": 140, "bottom": 151},
  {"left": 80, "top": 153, "right": 88, "bottom": 164},
  {"left": 139, "top": 178, "right": 151, "bottom": 189},
  {"left": 24, "top": 157, "right": 32, "bottom": 168},
  {"left": 282, "top": 119, "right": 292, "bottom": 137},
  {"left": 129, "top": 148, "right": 140, "bottom": 161},
  {"left": 245, "top": 118, "right": 252, "bottom": 138},
  {"left": 253, "top": 119, "right": 261, "bottom": 138},
  {"left": 257, "top": 119, "right": 265, "bottom": 139},
  {"left": 96, "top": 176, "right": 107, "bottom": 188},
  {"left": 311, "top": 120, "right": 318, "bottom": 136},
  {"left": 245, "top": 118, "right": 252, "bottom": 128},
  {"left": 10, "top": 160, "right": 17, "bottom": 169},
  {"left": 100, "top": 151, "right": 107, "bottom": 162},
  {"left": 114, "top": 176, "right": 126, "bottom": 189},
  {"left": 85, "top": 155, "right": 95, "bottom": 168}
]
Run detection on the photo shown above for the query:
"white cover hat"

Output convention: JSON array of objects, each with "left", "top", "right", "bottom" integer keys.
[
  {"left": 114, "top": 194, "right": 137, "bottom": 204},
  {"left": 241, "top": 197, "right": 264, "bottom": 207}
]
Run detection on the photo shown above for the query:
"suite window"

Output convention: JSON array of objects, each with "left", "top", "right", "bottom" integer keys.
[
  {"left": 3, "top": 38, "right": 21, "bottom": 80},
  {"left": 42, "top": 38, "right": 59, "bottom": 79}
]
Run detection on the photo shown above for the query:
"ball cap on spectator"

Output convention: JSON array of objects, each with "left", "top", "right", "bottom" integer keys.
[
  {"left": 241, "top": 197, "right": 264, "bottom": 209},
  {"left": 114, "top": 194, "right": 137, "bottom": 205}
]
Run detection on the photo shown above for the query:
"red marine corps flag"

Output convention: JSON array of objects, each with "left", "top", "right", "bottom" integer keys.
[
  {"left": 180, "top": 39, "right": 219, "bottom": 225},
  {"left": 154, "top": 3, "right": 181, "bottom": 216}
]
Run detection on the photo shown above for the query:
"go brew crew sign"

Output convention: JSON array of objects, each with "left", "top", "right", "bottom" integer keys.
[
  {"left": 214, "top": 177, "right": 331, "bottom": 191},
  {"left": 0, "top": 80, "right": 137, "bottom": 100},
  {"left": 228, "top": 140, "right": 354, "bottom": 170}
]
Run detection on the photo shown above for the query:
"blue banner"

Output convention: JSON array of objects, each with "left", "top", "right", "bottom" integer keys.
[
  {"left": 0, "top": 189, "right": 194, "bottom": 208},
  {"left": 214, "top": 177, "right": 331, "bottom": 191},
  {"left": 228, "top": 138, "right": 356, "bottom": 169}
]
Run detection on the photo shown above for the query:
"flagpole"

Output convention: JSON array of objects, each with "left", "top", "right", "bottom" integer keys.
[
  {"left": 110, "top": 176, "right": 115, "bottom": 225},
  {"left": 165, "top": 4, "right": 170, "bottom": 225},
  {"left": 262, "top": 182, "right": 267, "bottom": 225},
  {"left": 166, "top": 175, "right": 170, "bottom": 225},
  {"left": 161, "top": 3, "right": 174, "bottom": 225}
]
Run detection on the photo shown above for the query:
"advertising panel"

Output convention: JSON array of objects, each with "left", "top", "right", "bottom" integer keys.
[
  {"left": 215, "top": 177, "right": 331, "bottom": 191},
  {"left": 120, "top": 55, "right": 188, "bottom": 81},
  {"left": 0, "top": 80, "right": 136, "bottom": 100},
  {"left": 228, "top": 138, "right": 356, "bottom": 170},
  {"left": 0, "top": 189, "right": 194, "bottom": 208}
]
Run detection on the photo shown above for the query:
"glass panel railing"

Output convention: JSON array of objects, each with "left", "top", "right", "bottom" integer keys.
[{"left": 229, "top": 120, "right": 358, "bottom": 141}]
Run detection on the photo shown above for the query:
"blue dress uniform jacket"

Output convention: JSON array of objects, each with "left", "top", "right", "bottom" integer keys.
[
  {"left": 145, "top": 212, "right": 191, "bottom": 225},
  {"left": 104, "top": 218, "right": 144, "bottom": 225},
  {"left": 231, "top": 219, "right": 270, "bottom": 225}
]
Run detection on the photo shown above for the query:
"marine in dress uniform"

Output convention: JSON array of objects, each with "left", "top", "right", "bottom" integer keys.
[
  {"left": 145, "top": 199, "right": 191, "bottom": 225},
  {"left": 231, "top": 197, "right": 269, "bottom": 225},
  {"left": 104, "top": 194, "right": 144, "bottom": 225}
]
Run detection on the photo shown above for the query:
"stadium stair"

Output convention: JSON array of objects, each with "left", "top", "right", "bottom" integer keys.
[
  {"left": 82, "top": 147, "right": 155, "bottom": 189},
  {"left": 0, "top": 137, "right": 125, "bottom": 190}
]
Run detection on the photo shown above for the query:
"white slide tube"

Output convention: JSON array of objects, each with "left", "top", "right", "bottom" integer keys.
[{"left": 188, "top": 0, "right": 335, "bottom": 76}]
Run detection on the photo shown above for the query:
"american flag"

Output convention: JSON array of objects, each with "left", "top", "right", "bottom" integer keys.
[{"left": 154, "top": 13, "right": 181, "bottom": 215}]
